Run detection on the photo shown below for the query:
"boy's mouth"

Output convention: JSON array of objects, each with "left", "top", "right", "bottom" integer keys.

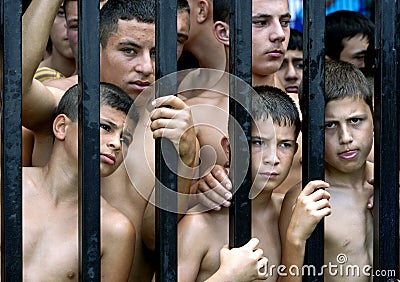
[{"left": 338, "top": 149, "right": 359, "bottom": 160}]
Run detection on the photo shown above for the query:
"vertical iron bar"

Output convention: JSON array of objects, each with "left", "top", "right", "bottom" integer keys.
[
  {"left": 78, "top": 0, "right": 101, "bottom": 280},
  {"left": 228, "top": 0, "right": 252, "bottom": 248},
  {"left": 302, "top": 0, "right": 325, "bottom": 281},
  {"left": 373, "top": 0, "right": 399, "bottom": 280},
  {"left": 1, "top": 0, "right": 23, "bottom": 280},
  {"left": 155, "top": 1, "right": 178, "bottom": 281}
]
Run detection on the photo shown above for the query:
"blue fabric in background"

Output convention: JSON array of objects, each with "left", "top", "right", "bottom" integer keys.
[{"left": 289, "top": 0, "right": 373, "bottom": 32}]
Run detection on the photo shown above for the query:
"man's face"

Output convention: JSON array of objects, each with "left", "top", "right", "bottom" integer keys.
[
  {"left": 324, "top": 97, "right": 373, "bottom": 174},
  {"left": 340, "top": 34, "right": 369, "bottom": 68},
  {"left": 51, "top": 5, "right": 74, "bottom": 59},
  {"left": 99, "top": 105, "right": 132, "bottom": 177},
  {"left": 100, "top": 19, "right": 156, "bottom": 100},
  {"left": 251, "top": 117, "right": 297, "bottom": 194},
  {"left": 65, "top": 1, "right": 79, "bottom": 61},
  {"left": 177, "top": 10, "right": 190, "bottom": 59},
  {"left": 251, "top": 0, "right": 290, "bottom": 80},
  {"left": 277, "top": 48, "right": 303, "bottom": 94}
]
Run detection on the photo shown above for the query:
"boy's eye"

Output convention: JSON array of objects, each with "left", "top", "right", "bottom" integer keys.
[
  {"left": 252, "top": 19, "right": 268, "bottom": 27},
  {"left": 100, "top": 124, "right": 111, "bottom": 132},
  {"left": 350, "top": 118, "right": 361, "bottom": 124},
  {"left": 280, "top": 20, "right": 290, "bottom": 27},
  {"left": 295, "top": 63, "right": 304, "bottom": 69},
  {"left": 120, "top": 135, "right": 132, "bottom": 146},
  {"left": 252, "top": 140, "right": 263, "bottom": 146},
  {"left": 122, "top": 48, "right": 137, "bottom": 55},
  {"left": 325, "top": 122, "right": 336, "bottom": 129},
  {"left": 278, "top": 142, "right": 292, "bottom": 149}
]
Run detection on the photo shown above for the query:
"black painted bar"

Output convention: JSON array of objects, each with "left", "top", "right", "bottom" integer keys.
[
  {"left": 302, "top": 0, "right": 325, "bottom": 281},
  {"left": 1, "top": 0, "right": 23, "bottom": 280},
  {"left": 155, "top": 1, "right": 178, "bottom": 281},
  {"left": 78, "top": 0, "right": 101, "bottom": 280},
  {"left": 228, "top": 0, "right": 252, "bottom": 248},
  {"left": 373, "top": 0, "right": 399, "bottom": 280}
]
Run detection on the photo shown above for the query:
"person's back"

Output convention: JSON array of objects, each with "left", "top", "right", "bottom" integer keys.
[
  {"left": 325, "top": 10, "right": 374, "bottom": 68},
  {"left": 178, "top": 86, "right": 301, "bottom": 281},
  {"left": 279, "top": 60, "right": 374, "bottom": 281}
]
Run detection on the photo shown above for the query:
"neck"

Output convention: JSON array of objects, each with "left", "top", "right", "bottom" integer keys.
[
  {"left": 186, "top": 27, "right": 226, "bottom": 70},
  {"left": 42, "top": 147, "right": 79, "bottom": 204},
  {"left": 251, "top": 189, "right": 274, "bottom": 211},
  {"left": 41, "top": 49, "right": 76, "bottom": 77},
  {"left": 252, "top": 73, "right": 277, "bottom": 88},
  {"left": 325, "top": 162, "right": 371, "bottom": 189}
]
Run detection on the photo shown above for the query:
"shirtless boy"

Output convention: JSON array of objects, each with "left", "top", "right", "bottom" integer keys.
[
  {"left": 178, "top": 85, "right": 301, "bottom": 281},
  {"left": 279, "top": 60, "right": 374, "bottom": 281},
  {"left": 23, "top": 0, "right": 199, "bottom": 280},
  {"left": 22, "top": 83, "right": 138, "bottom": 281}
]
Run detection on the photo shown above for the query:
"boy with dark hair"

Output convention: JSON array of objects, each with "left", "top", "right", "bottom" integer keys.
[
  {"left": 325, "top": 10, "right": 374, "bottom": 68},
  {"left": 279, "top": 60, "right": 374, "bottom": 281},
  {"left": 178, "top": 86, "right": 301, "bottom": 281},
  {"left": 23, "top": 82, "right": 138, "bottom": 281},
  {"left": 277, "top": 28, "right": 303, "bottom": 96}
]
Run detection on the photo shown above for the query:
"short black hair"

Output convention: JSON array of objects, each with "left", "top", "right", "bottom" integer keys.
[
  {"left": 100, "top": 0, "right": 156, "bottom": 48},
  {"left": 252, "top": 85, "right": 301, "bottom": 137},
  {"left": 288, "top": 28, "right": 303, "bottom": 51},
  {"left": 54, "top": 82, "right": 138, "bottom": 125},
  {"left": 299, "top": 60, "right": 373, "bottom": 114},
  {"left": 325, "top": 10, "right": 374, "bottom": 60},
  {"left": 213, "top": 0, "right": 229, "bottom": 23}
]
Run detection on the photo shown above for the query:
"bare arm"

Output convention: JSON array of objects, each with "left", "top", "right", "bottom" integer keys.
[
  {"left": 142, "top": 95, "right": 200, "bottom": 250},
  {"left": 205, "top": 238, "right": 268, "bottom": 282},
  {"left": 22, "top": 0, "right": 63, "bottom": 130},
  {"left": 101, "top": 202, "right": 136, "bottom": 282},
  {"left": 278, "top": 181, "right": 330, "bottom": 282}
]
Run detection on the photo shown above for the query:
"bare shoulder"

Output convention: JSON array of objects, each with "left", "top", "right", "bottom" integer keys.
[
  {"left": 283, "top": 181, "right": 303, "bottom": 205},
  {"left": 44, "top": 76, "right": 78, "bottom": 92},
  {"left": 179, "top": 206, "right": 228, "bottom": 243},
  {"left": 101, "top": 197, "right": 135, "bottom": 238}
]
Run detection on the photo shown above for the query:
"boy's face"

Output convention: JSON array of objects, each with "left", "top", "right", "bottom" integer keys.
[
  {"left": 100, "top": 105, "right": 132, "bottom": 177},
  {"left": 177, "top": 10, "right": 190, "bottom": 59},
  {"left": 65, "top": 0, "right": 79, "bottom": 61},
  {"left": 100, "top": 19, "right": 156, "bottom": 100},
  {"left": 251, "top": 117, "right": 297, "bottom": 193},
  {"left": 340, "top": 34, "right": 369, "bottom": 68},
  {"left": 277, "top": 48, "right": 303, "bottom": 94},
  {"left": 324, "top": 97, "right": 373, "bottom": 173},
  {"left": 251, "top": 0, "right": 290, "bottom": 79}
]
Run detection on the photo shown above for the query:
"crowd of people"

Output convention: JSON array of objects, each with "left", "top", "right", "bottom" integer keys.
[{"left": 1, "top": 0, "right": 394, "bottom": 281}]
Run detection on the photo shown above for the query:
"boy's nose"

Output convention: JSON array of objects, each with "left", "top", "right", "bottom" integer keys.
[{"left": 339, "top": 125, "right": 353, "bottom": 144}]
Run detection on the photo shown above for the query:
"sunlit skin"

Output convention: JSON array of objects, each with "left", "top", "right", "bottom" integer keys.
[
  {"left": 100, "top": 19, "right": 156, "bottom": 100},
  {"left": 324, "top": 97, "right": 373, "bottom": 176},
  {"left": 339, "top": 34, "right": 369, "bottom": 68},
  {"left": 251, "top": 0, "right": 291, "bottom": 86}
]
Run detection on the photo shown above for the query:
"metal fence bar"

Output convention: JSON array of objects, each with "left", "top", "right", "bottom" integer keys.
[
  {"left": 373, "top": 0, "right": 399, "bottom": 280},
  {"left": 78, "top": 0, "right": 101, "bottom": 280},
  {"left": 228, "top": 0, "right": 252, "bottom": 248},
  {"left": 1, "top": 0, "right": 23, "bottom": 280},
  {"left": 302, "top": 0, "right": 325, "bottom": 281},
  {"left": 155, "top": 1, "right": 178, "bottom": 281}
]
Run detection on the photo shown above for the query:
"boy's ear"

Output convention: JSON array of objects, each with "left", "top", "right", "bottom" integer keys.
[
  {"left": 195, "top": 0, "right": 210, "bottom": 23},
  {"left": 53, "top": 114, "right": 68, "bottom": 141},
  {"left": 221, "top": 136, "right": 230, "bottom": 163},
  {"left": 213, "top": 21, "right": 229, "bottom": 46}
]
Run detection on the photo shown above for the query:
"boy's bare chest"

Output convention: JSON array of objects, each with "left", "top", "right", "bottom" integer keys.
[
  {"left": 23, "top": 207, "right": 79, "bottom": 281},
  {"left": 324, "top": 189, "right": 373, "bottom": 281}
]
